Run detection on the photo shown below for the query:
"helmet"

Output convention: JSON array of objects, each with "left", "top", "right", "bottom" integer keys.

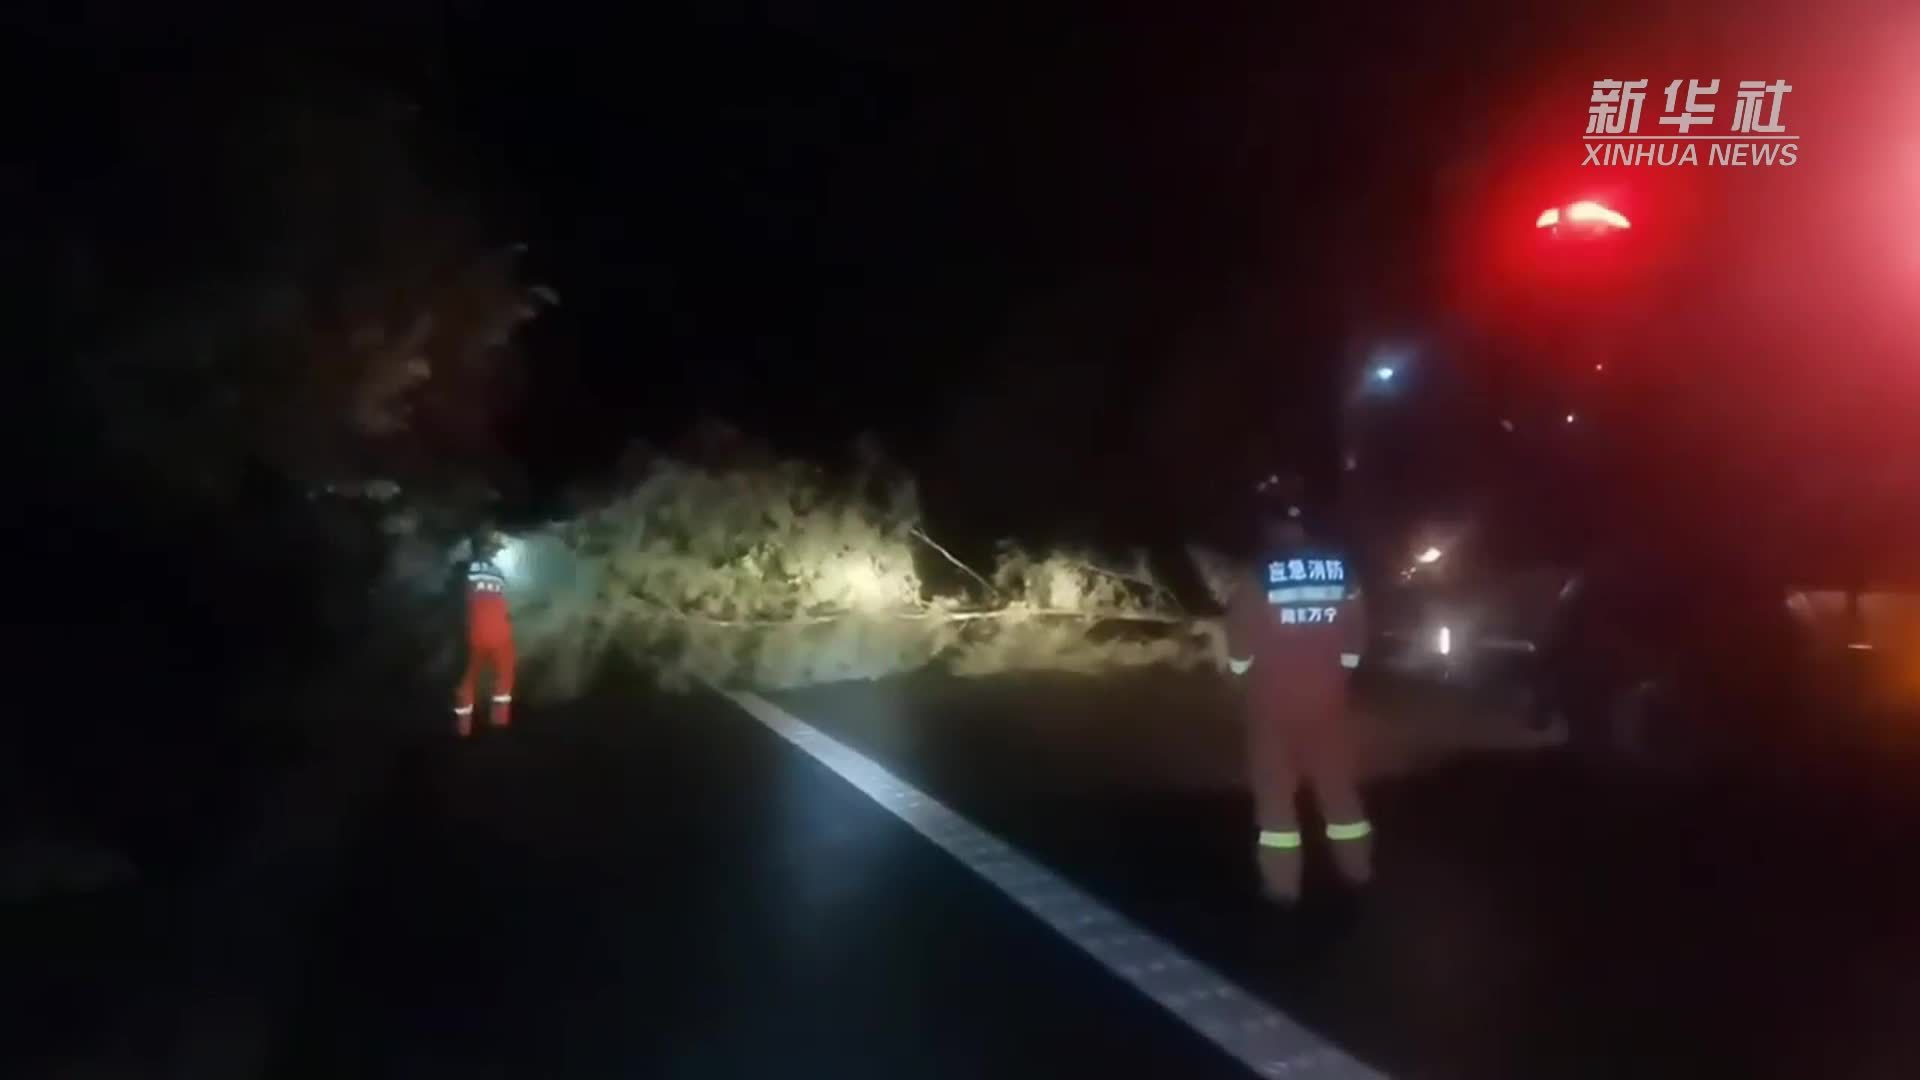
[
  {"left": 1252, "top": 469, "right": 1309, "bottom": 547},
  {"left": 471, "top": 528, "right": 506, "bottom": 561},
  {"left": 1253, "top": 470, "right": 1306, "bottom": 519}
]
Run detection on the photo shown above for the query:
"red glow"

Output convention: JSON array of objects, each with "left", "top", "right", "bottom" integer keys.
[
  {"left": 1565, "top": 200, "right": 1631, "bottom": 229},
  {"left": 1442, "top": 133, "right": 1683, "bottom": 339}
]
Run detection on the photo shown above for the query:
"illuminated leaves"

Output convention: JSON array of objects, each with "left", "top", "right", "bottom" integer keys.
[{"left": 512, "top": 447, "right": 1218, "bottom": 699}]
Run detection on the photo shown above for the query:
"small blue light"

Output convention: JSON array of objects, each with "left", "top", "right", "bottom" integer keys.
[{"left": 1374, "top": 366, "right": 1396, "bottom": 382}]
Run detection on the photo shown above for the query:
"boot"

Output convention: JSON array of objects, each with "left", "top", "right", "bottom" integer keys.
[
  {"left": 453, "top": 705, "right": 475, "bottom": 738},
  {"left": 1255, "top": 833, "right": 1304, "bottom": 907},
  {"left": 1327, "top": 825, "right": 1374, "bottom": 889},
  {"left": 489, "top": 696, "right": 512, "bottom": 729}
]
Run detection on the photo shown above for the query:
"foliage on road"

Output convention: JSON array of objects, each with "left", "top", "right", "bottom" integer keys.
[{"left": 511, "top": 444, "right": 1223, "bottom": 696}]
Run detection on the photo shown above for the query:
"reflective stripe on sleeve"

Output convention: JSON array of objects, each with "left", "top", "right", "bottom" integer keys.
[
  {"left": 1228, "top": 657, "right": 1254, "bottom": 675},
  {"left": 491, "top": 695, "right": 512, "bottom": 703},
  {"left": 1339, "top": 652, "right": 1360, "bottom": 669},
  {"left": 1325, "top": 820, "right": 1372, "bottom": 842},
  {"left": 1258, "top": 830, "right": 1303, "bottom": 850}
]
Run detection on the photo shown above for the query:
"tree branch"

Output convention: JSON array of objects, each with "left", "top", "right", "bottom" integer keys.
[
  {"left": 1062, "top": 557, "right": 1184, "bottom": 613},
  {"left": 585, "top": 604, "right": 1201, "bottom": 628},
  {"left": 910, "top": 527, "right": 1002, "bottom": 600}
]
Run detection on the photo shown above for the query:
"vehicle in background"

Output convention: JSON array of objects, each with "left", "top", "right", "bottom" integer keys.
[
  {"left": 1366, "top": 511, "right": 1920, "bottom": 777},
  {"left": 1784, "top": 585, "right": 1920, "bottom": 726},
  {"left": 1365, "top": 521, "right": 1568, "bottom": 711}
]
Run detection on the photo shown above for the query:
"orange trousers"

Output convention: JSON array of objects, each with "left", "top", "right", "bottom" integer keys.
[
  {"left": 1247, "top": 685, "right": 1372, "bottom": 902},
  {"left": 454, "top": 634, "right": 515, "bottom": 734}
]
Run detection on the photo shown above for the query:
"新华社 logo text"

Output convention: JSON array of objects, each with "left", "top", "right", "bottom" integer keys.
[{"left": 1585, "top": 79, "right": 1797, "bottom": 167}]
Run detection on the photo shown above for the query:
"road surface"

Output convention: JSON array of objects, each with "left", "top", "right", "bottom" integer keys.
[
  {"left": 776, "top": 670, "right": 1920, "bottom": 1078},
  {"left": 271, "top": 673, "right": 1268, "bottom": 1079},
  {"left": 43, "top": 664, "right": 1920, "bottom": 1079}
]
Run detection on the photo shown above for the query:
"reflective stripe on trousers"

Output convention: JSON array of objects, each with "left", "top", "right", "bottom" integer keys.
[
  {"left": 1256, "top": 820, "right": 1375, "bottom": 901},
  {"left": 1261, "top": 822, "right": 1369, "bottom": 848},
  {"left": 1325, "top": 820, "right": 1372, "bottom": 841}
]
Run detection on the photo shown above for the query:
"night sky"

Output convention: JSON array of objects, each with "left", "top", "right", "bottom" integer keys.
[
  {"left": 16, "top": 0, "right": 1916, "bottom": 557},
  {"left": 424, "top": 0, "right": 1559, "bottom": 537},
  {"left": 449, "top": 3, "right": 1419, "bottom": 490}
]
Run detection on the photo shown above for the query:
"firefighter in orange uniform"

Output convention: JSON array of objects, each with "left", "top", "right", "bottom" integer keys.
[
  {"left": 1225, "top": 475, "right": 1372, "bottom": 905},
  {"left": 454, "top": 532, "right": 516, "bottom": 737}
]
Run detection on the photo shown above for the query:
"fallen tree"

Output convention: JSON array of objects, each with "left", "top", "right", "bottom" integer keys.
[{"left": 509, "top": 445, "right": 1228, "bottom": 696}]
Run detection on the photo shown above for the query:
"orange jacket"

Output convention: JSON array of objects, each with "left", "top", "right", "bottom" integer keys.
[
  {"left": 1227, "top": 547, "right": 1366, "bottom": 704},
  {"left": 465, "top": 560, "right": 513, "bottom": 647}
]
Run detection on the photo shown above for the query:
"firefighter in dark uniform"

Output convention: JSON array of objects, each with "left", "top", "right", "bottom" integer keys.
[{"left": 1225, "top": 474, "right": 1372, "bottom": 905}]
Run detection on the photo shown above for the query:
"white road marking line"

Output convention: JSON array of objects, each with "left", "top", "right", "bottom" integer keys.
[{"left": 723, "top": 690, "right": 1384, "bottom": 1080}]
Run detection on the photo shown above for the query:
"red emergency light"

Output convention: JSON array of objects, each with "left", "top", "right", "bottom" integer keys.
[{"left": 1536, "top": 200, "right": 1632, "bottom": 232}]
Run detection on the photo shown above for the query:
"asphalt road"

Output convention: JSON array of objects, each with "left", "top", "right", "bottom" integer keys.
[
  {"left": 271, "top": 674, "right": 1257, "bottom": 1080},
  {"left": 779, "top": 670, "right": 1920, "bottom": 1079},
  {"left": 262, "top": 666, "right": 1920, "bottom": 1079}
]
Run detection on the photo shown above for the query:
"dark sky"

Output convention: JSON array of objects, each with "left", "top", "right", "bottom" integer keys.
[
  {"left": 17, "top": 0, "right": 1918, "bottom": 552},
  {"left": 449, "top": 4, "right": 1399, "bottom": 473},
  {"left": 416, "top": 0, "right": 1534, "bottom": 531}
]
